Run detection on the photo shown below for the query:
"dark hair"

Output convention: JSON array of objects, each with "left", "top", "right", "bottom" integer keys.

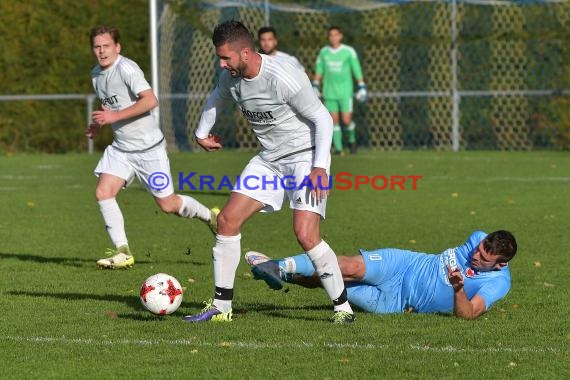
[
  {"left": 328, "top": 25, "right": 342, "bottom": 34},
  {"left": 258, "top": 26, "right": 277, "bottom": 39},
  {"left": 90, "top": 26, "right": 120, "bottom": 47},
  {"left": 212, "top": 20, "right": 254, "bottom": 50},
  {"left": 483, "top": 230, "right": 517, "bottom": 262}
]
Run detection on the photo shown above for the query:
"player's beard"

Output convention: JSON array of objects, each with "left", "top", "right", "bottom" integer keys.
[
  {"left": 228, "top": 68, "right": 241, "bottom": 77},
  {"left": 227, "top": 62, "right": 245, "bottom": 78}
]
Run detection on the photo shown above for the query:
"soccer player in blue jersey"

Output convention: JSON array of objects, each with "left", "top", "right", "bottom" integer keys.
[{"left": 246, "top": 230, "right": 517, "bottom": 319}]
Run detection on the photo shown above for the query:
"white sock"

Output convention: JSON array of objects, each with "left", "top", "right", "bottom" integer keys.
[
  {"left": 212, "top": 234, "right": 241, "bottom": 313},
  {"left": 98, "top": 198, "right": 128, "bottom": 248},
  {"left": 177, "top": 195, "right": 211, "bottom": 222},
  {"left": 307, "top": 240, "right": 353, "bottom": 314}
]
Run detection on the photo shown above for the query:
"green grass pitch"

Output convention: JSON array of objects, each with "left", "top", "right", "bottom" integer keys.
[{"left": 1, "top": 150, "right": 569, "bottom": 379}]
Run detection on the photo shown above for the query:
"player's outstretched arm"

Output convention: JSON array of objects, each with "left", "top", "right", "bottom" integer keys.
[
  {"left": 447, "top": 265, "right": 487, "bottom": 319},
  {"left": 92, "top": 89, "right": 158, "bottom": 125}
]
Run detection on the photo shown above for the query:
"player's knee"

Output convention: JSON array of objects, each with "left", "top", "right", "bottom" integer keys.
[
  {"left": 95, "top": 186, "right": 113, "bottom": 201},
  {"left": 338, "top": 256, "right": 365, "bottom": 280},
  {"left": 340, "top": 259, "right": 358, "bottom": 277},
  {"left": 216, "top": 211, "right": 240, "bottom": 235},
  {"left": 294, "top": 229, "right": 320, "bottom": 251}
]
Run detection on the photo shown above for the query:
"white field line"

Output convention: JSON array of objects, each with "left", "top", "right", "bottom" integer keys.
[{"left": 1, "top": 335, "right": 561, "bottom": 353}]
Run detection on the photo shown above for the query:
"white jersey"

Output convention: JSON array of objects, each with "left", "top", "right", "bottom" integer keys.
[
  {"left": 272, "top": 51, "right": 305, "bottom": 72},
  {"left": 91, "top": 55, "right": 163, "bottom": 152},
  {"left": 197, "top": 54, "right": 328, "bottom": 165}
]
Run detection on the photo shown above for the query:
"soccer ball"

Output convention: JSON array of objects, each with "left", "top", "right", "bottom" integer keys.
[{"left": 139, "top": 273, "right": 183, "bottom": 315}]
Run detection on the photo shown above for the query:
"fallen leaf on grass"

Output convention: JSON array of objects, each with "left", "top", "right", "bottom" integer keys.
[
  {"left": 105, "top": 310, "right": 118, "bottom": 319},
  {"left": 543, "top": 282, "right": 555, "bottom": 288}
]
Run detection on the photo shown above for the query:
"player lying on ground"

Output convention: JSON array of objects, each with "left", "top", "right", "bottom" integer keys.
[
  {"left": 246, "top": 230, "right": 517, "bottom": 319},
  {"left": 87, "top": 26, "right": 217, "bottom": 269}
]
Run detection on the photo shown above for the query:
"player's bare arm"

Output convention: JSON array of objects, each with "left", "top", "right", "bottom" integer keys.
[
  {"left": 447, "top": 265, "right": 486, "bottom": 319},
  {"left": 92, "top": 89, "right": 158, "bottom": 125}
]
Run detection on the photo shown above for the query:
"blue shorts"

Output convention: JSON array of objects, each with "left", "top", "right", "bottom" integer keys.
[{"left": 346, "top": 248, "right": 416, "bottom": 314}]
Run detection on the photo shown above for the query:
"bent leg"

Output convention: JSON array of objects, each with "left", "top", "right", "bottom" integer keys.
[
  {"left": 154, "top": 193, "right": 211, "bottom": 222},
  {"left": 294, "top": 210, "right": 353, "bottom": 314}
]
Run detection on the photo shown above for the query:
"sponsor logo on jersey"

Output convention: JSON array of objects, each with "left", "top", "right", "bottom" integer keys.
[
  {"left": 240, "top": 107, "right": 276, "bottom": 123},
  {"left": 464, "top": 267, "right": 479, "bottom": 278},
  {"left": 100, "top": 95, "right": 119, "bottom": 107}
]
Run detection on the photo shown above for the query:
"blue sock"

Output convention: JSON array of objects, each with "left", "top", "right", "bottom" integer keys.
[{"left": 277, "top": 253, "right": 315, "bottom": 277}]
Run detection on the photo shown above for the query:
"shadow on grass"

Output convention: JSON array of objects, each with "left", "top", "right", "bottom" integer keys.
[
  {"left": 5, "top": 290, "right": 204, "bottom": 315},
  {"left": 0, "top": 252, "right": 94, "bottom": 267},
  {"left": 0, "top": 251, "right": 202, "bottom": 266},
  {"left": 234, "top": 302, "right": 332, "bottom": 322}
]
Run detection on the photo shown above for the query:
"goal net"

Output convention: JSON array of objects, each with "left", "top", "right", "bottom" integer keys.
[{"left": 155, "top": 0, "right": 570, "bottom": 151}]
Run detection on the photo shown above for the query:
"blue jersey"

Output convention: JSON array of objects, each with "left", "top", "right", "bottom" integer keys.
[
  {"left": 352, "top": 231, "right": 511, "bottom": 314},
  {"left": 403, "top": 231, "right": 511, "bottom": 313}
]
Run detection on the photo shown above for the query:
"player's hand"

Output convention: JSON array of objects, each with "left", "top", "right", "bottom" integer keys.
[
  {"left": 355, "top": 83, "right": 367, "bottom": 103},
  {"left": 85, "top": 123, "right": 102, "bottom": 139},
  {"left": 308, "top": 167, "right": 329, "bottom": 202},
  {"left": 312, "top": 80, "right": 321, "bottom": 99},
  {"left": 447, "top": 265, "right": 464, "bottom": 292},
  {"left": 196, "top": 134, "right": 222, "bottom": 152},
  {"left": 92, "top": 107, "right": 119, "bottom": 125}
]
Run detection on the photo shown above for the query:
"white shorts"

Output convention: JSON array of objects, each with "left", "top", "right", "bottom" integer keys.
[
  {"left": 233, "top": 152, "right": 330, "bottom": 218},
  {"left": 94, "top": 142, "right": 174, "bottom": 198}
]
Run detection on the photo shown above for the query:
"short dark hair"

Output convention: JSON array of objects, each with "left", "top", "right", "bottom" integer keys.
[
  {"left": 483, "top": 230, "right": 517, "bottom": 262},
  {"left": 258, "top": 26, "right": 277, "bottom": 39},
  {"left": 328, "top": 25, "right": 342, "bottom": 34},
  {"left": 212, "top": 20, "right": 254, "bottom": 50},
  {"left": 90, "top": 26, "right": 120, "bottom": 47}
]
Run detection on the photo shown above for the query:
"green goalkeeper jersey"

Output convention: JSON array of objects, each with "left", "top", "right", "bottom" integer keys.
[{"left": 315, "top": 44, "right": 363, "bottom": 100}]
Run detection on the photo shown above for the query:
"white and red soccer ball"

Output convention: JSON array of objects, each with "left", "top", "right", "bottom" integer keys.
[{"left": 140, "top": 273, "right": 183, "bottom": 315}]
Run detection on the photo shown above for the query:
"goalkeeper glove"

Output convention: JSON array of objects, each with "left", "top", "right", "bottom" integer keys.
[
  {"left": 355, "top": 83, "right": 367, "bottom": 103},
  {"left": 312, "top": 80, "right": 321, "bottom": 99}
]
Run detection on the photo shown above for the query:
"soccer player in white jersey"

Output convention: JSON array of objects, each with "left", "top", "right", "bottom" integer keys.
[
  {"left": 246, "top": 230, "right": 518, "bottom": 320},
  {"left": 86, "top": 26, "right": 216, "bottom": 269},
  {"left": 183, "top": 20, "right": 355, "bottom": 324},
  {"left": 257, "top": 26, "right": 305, "bottom": 72}
]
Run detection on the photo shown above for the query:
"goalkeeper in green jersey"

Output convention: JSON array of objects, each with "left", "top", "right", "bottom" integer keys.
[{"left": 313, "top": 26, "right": 366, "bottom": 155}]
